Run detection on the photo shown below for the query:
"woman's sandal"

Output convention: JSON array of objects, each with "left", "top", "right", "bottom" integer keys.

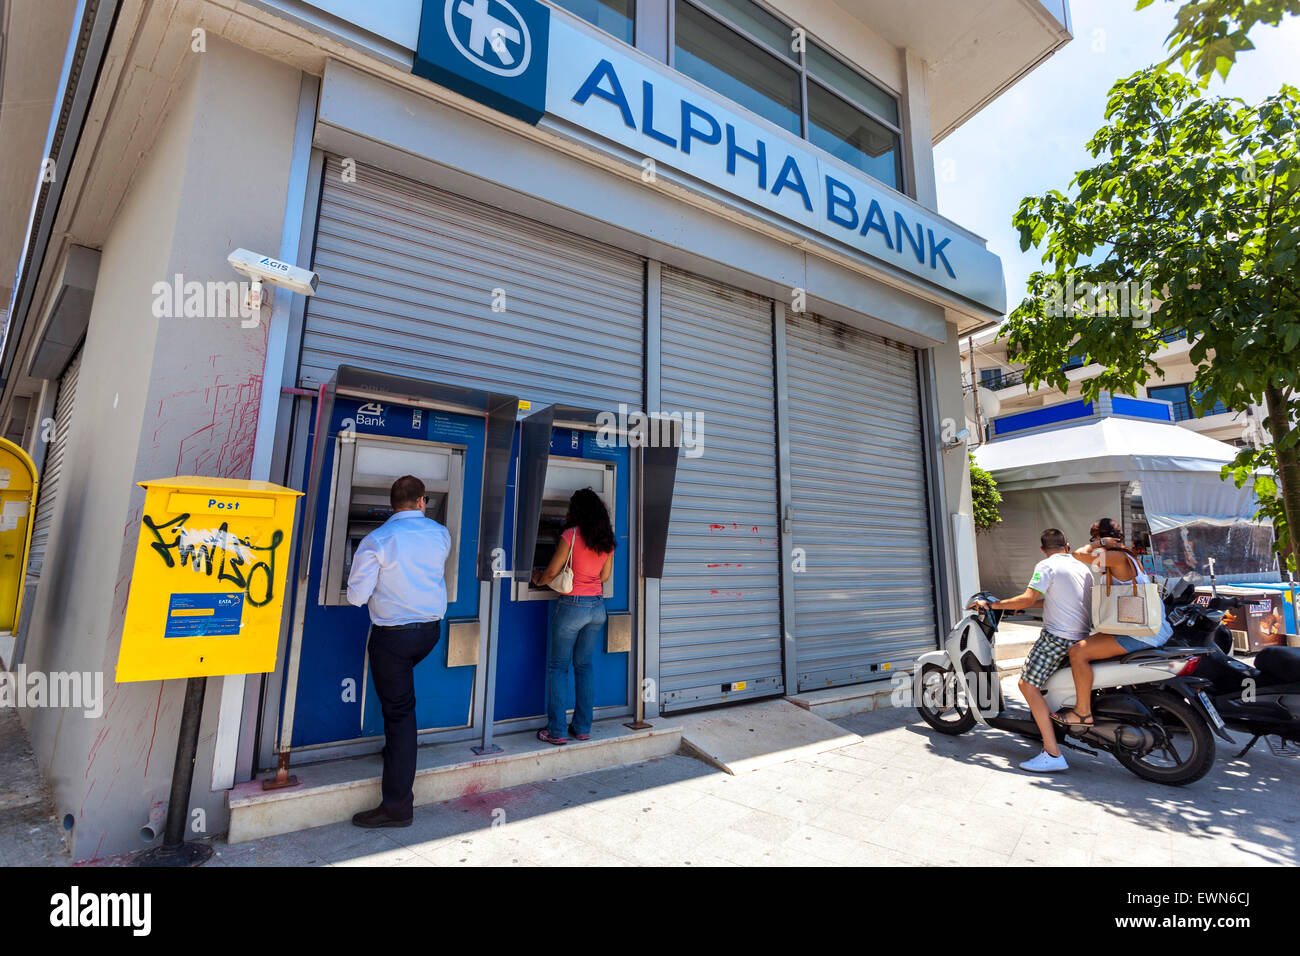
[
  {"left": 537, "top": 729, "right": 568, "bottom": 746},
  {"left": 1051, "top": 707, "right": 1094, "bottom": 728}
]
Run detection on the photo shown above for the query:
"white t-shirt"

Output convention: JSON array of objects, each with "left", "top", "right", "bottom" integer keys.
[{"left": 1027, "top": 552, "right": 1093, "bottom": 642}]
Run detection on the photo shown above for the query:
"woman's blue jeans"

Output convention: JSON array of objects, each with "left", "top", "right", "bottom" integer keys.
[{"left": 547, "top": 594, "right": 606, "bottom": 738}]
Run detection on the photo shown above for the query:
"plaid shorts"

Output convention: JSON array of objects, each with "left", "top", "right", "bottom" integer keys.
[{"left": 1021, "top": 629, "right": 1073, "bottom": 689}]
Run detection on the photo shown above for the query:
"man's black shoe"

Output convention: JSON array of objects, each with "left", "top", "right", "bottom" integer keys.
[{"left": 351, "top": 805, "right": 413, "bottom": 829}]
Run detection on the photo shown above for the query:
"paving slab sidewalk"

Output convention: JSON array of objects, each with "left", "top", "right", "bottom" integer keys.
[{"left": 6, "top": 683, "right": 1299, "bottom": 866}]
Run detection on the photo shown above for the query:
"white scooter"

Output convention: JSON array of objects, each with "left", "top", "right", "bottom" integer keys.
[{"left": 913, "top": 592, "right": 1232, "bottom": 785}]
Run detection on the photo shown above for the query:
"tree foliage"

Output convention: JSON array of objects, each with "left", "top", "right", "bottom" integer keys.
[
  {"left": 1140, "top": 0, "right": 1300, "bottom": 81},
  {"left": 1002, "top": 69, "right": 1300, "bottom": 571},
  {"left": 971, "top": 455, "right": 1003, "bottom": 534}
]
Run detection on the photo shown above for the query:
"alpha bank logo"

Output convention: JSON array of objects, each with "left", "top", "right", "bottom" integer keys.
[
  {"left": 415, "top": 0, "right": 550, "bottom": 124},
  {"left": 445, "top": 0, "right": 532, "bottom": 77}
]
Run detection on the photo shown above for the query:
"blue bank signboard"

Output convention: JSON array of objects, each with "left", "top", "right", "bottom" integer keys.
[{"left": 411, "top": 0, "right": 1004, "bottom": 312}]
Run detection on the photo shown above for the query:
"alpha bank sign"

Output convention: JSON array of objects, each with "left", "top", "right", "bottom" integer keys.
[{"left": 414, "top": 0, "right": 1004, "bottom": 311}]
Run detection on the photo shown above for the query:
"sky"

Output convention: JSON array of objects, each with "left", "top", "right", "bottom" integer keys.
[{"left": 934, "top": 0, "right": 1300, "bottom": 316}]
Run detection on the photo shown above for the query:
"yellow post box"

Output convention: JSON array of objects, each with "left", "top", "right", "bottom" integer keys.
[
  {"left": 0, "top": 437, "right": 38, "bottom": 633},
  {"left": 117, "top": 477, "right": 302, "bottom": 682}
]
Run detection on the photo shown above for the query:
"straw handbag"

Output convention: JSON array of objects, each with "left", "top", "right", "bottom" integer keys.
[{"left": 1092, "top": 551, "right": 1162, "bottom": 638}]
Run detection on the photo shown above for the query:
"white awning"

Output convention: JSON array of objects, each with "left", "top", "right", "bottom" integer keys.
[
  {"left": 974, "top": 416, "right": 1261, "bottom": 531},
  {"left": 975, "top": 416, "right": 1241, "bottom": 488}
]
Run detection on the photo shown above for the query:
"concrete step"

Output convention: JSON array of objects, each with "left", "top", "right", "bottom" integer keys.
[
  {"left": 659, "top": 698, "right": 858, "bottom": 774},
  {"left": 997, "top": 657, "right": 1026, "bottom": 678},
  {"left": 785, "top": 679, "right": 898, "bottom": 721},
  {"left": 995, "top": 621, "right": 1041, "bottom": 662},
  {"left": 227, "top": 718, "right": 680, "bottom": 844},
  {"left": 995, "top": 641, "right": 1034, "bottom": 662}
]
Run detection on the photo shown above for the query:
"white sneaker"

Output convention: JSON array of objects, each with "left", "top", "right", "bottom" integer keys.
[{"left": 1020, "top": 750, "right": 1068, "bottom": 773}]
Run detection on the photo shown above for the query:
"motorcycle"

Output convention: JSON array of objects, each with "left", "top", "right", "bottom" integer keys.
[
  {"left": 1162, "top": 574, "right": 1235, "bottom": 655},
  {"left": 1167, "top": 593, "right": 1300, "bottom": 758},
  {"left": 914, "top": 592, "right": 1234, "bottom": 786}
]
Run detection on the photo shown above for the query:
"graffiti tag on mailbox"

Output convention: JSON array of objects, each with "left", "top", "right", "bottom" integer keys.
[{"left": 141, "top": 513, "right": 285, "bottom": 607}]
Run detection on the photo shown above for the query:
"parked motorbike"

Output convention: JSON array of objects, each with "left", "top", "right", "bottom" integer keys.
[
  {"left": 1162, "top": 574, "right": 1235, "bottom": 655},
  {"left": 914, "top": 592, "right": 1233, "bottom": 785},
  {"left": 1164, "top": 589, "right": 1300, "bottom": 758}
]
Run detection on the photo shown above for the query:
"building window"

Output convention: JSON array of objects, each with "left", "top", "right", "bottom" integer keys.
[
  {"left": 1147, "top": 383, "right": 1229, "bottom": 422},
  {"left": 673, "top": 0, "right": 904, "bottom": 190},
  {"left": 553, "top": 0, "right": 636, "bottom": 45},
  {"left": 674, "top": 0, "right": 801, "bottom": 134},
  {"left": 979, "top": 367, "right": 1002, "bottom": 386},
  {"left": 807, "top": 83, "right": 901, "bottom": 187}
]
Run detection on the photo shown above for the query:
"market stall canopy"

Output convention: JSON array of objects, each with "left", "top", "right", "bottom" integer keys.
[
  {"left": 975, "top": 415, "right": 1242, "bottom": 490},
  {"left": 974, "top": 413, "right": 1261, "bottom": 536}
]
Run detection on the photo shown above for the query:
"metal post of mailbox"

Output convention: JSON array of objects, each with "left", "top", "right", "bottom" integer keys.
[{"left": 134, "top": 676, "right": 212, "bottom": 866}]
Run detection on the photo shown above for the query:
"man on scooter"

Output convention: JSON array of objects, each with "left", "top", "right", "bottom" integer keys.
[{"left": 970, "top": 529, "right": 1092, "bottom": 773}]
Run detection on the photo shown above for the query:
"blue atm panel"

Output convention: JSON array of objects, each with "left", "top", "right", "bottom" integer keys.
[
  {"left": 494, "top": 427, "right": 631, "bottom": 723},
  {"left": 287, "top": 397, "right": 484, "bottom": 748}
]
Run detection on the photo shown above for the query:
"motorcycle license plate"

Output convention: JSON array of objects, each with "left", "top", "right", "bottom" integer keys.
[{"left": 1198, "top": 691, "right": 1227, "bottom": 732}]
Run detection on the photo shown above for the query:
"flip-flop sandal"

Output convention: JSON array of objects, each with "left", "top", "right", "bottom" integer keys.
[
  {"left": 1051, "top": 707, "right": 1094, "bottom": 728},
  {"left": 567, "top": 725, "right": 591, "bottom": 741},
  {"left": 537, "top": 729, "right": 568, "bottom": 745}
]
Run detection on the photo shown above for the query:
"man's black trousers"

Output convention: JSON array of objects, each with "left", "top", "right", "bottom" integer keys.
[{"left": 367, "top": 621, "right": 441, "bottom": 819}]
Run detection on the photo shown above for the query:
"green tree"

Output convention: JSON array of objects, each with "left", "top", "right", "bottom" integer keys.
[
  {"left": 1140, "top": 0, "right": 1300, "bottom": 80},
  {"left": 970, "top": 455, "right": 1003, "bottom": 533},
  {"left": 1002, "top": 69, "right": 1300, "bottom": 571}
]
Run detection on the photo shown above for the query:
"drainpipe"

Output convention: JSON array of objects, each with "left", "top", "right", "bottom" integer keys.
[{"left": 0, "top": 0, "right": 122, "bottom": 395}]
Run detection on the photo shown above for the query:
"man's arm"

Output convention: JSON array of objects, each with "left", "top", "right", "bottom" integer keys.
[
  {"left": 971, "top": 587, "right": 1043, "bottom": 612},
  {"left": 346, "top": 536, "right": 382, "bottom": 607}
]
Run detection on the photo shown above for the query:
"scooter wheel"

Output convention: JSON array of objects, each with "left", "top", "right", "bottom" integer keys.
[
  {"left": 1114, "top": 691, "right": 1216, "bottom": 786},
  {"left": 916, "top": 664, "right": 976, "bottom": 735}
]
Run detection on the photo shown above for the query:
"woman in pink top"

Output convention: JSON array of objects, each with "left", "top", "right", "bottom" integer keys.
[{"left": 531, "top": 489, "right": 616, "bottom": 744}]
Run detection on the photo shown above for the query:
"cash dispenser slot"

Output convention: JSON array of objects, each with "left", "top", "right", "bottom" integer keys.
[{"left": 320, "top": 434, "right": 465, "bottom": 606}]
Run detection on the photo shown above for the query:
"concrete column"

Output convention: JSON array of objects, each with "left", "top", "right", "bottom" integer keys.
[
  {"left": 901, "top": 50, "right": 938, "bottom": 210},
  {"left": 19, "top": 34, "right": 301, "bottom": 862}
]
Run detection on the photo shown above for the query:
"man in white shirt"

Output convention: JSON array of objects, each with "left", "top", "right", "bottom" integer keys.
[
  {"left": 971, "top": 528, "right": 1092, "bottom": 774},
  {"left": 346, "top": 474, "right": 451, "bottom": 827}
]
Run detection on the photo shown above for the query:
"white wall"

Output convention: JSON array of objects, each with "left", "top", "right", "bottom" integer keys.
[{"left": 19, "top": 35, "right": 301, "bottom": 862}]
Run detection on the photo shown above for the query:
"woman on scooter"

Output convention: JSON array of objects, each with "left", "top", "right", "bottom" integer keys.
[{"left": 1054, "top": 517, "right": 1171, "bottom": 729}]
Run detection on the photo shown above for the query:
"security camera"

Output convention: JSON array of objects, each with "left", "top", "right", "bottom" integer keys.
[
  {"left": 942, "top": 427, "right": 971, "bottom": 450},
  {"left": 227, "top": 248, "right": 318, "bottom": 296}
]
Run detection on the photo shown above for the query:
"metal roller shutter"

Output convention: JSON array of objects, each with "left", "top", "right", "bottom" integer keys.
[
  {"left": 658, "top": 268, "right": 783, "bottom": 711},
  {"left": 786, "top": 311, "right": 938, "bottom": 690},
  {"left": 27, "top": 350, "right": 80, "bottom": 580},
  {"left": 300, "top": 157, "right": 644, "bottom": 408}
]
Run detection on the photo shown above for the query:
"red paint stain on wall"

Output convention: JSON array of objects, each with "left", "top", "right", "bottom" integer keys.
[
  {"left": 143, "top": 683, "right": 165, "bottom": 776},
  {"left": 171, "top": 374, "right": 263, "bottom": 478}
]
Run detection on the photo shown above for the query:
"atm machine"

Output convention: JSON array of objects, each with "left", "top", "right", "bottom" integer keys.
[
  {"left": 270, "top": 367, "right": 515, "bottom": 761},
  {"left": 492, "top": 407, "right": 634, "bottom": 729},
  {"left": 319, "top": 434, "right": 465, "bottom": 609}
]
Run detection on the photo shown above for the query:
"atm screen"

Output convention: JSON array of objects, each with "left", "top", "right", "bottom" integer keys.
[
  {"left": 339, "top": 492, "right": 451, "bottom": 582},
  {"left": 532, "top": 507, "right": 568, "bottom": 573},
  {"left": 322, "top": 434, "right": 465, "bottom": 606}
]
